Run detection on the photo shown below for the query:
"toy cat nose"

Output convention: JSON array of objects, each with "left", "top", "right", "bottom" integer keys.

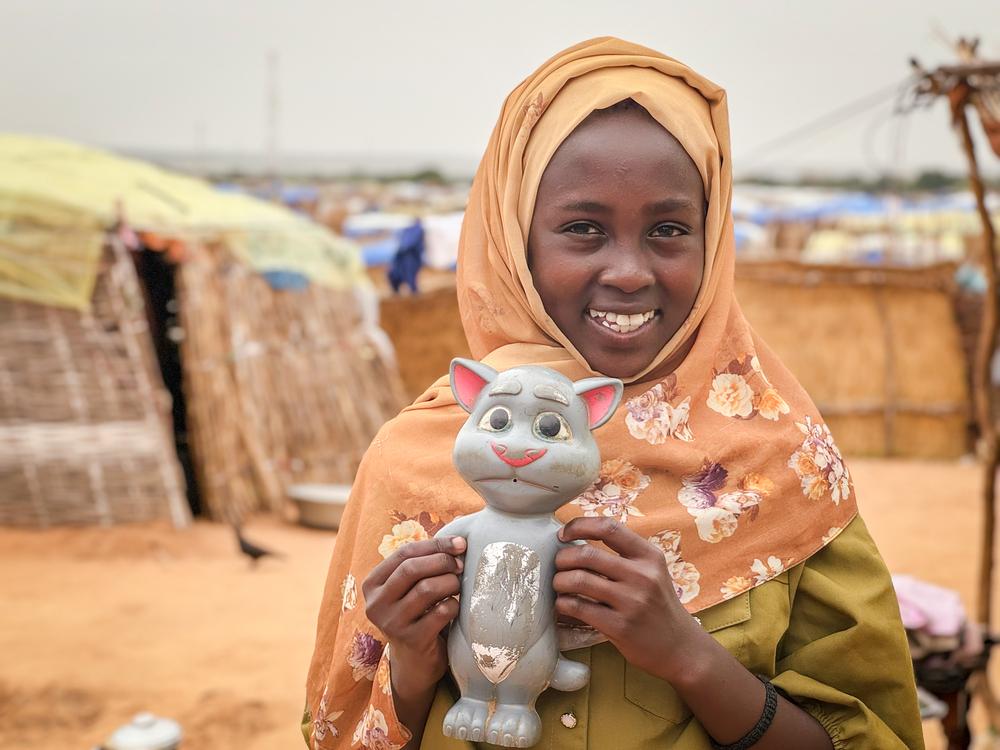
[{"left": 490, "top": 442, "right": 547, "bottom": 467}]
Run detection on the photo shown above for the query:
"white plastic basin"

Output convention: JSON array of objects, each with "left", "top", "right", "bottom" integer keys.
[{"left": 288, "top": 484, "right": 351, "bottom": 530}]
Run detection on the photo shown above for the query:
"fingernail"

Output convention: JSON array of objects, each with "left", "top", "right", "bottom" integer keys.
[
  {"left": 452, "top": 537, "right": 467, "bottom": 552},
  {"left": 456, "top": 557, "right": 464, "bottom": 572},
  {"left": 558, "top": 528, "right": 566, "bottom": 541}
]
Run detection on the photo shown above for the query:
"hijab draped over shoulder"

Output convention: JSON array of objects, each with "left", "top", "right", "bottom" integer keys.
[{"left": 305, "top": 36, "right": 858, "bottom": 748}]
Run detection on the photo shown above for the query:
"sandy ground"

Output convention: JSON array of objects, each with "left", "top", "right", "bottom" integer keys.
[{"left": 0, "top": 457, "right": 988, "bottom": 749}]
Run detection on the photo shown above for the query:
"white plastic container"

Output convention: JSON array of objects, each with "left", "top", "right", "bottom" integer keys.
[
  {"left": 103, "top": 712, "right": 182, "bottom": 750},
  {"left": 288, "top": 484, "right": 351, "bottom": 529}
]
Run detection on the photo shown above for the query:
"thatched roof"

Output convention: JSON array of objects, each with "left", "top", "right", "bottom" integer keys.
[{"left": 0, "top": 134, "right": 365, "bottom": 309}]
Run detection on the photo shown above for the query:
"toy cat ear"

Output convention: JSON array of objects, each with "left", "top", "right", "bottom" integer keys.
[
  {"left": 573, "top": 377, "right": 624, "bottom": 429},
  {"left": 450, "top": 358, "right": 498, "bottom": 413}
]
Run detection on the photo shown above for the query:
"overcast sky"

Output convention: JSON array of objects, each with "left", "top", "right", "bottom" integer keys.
[{"left": 2, "top": 1, "right": 997, "bottom": 178}]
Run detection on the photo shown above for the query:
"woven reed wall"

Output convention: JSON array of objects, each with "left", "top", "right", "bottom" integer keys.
[
  {"left": 379, "top": 284, "right": 473, "bottom": 400},
  {"left": 177, "top": 242, "right": 407, "bottom": 521},
  {"left": 0, "top": 242, "right": 189, "bottom": 527},
  {"left": 736, "top": 261, "right": 970, "bottom": 458}
]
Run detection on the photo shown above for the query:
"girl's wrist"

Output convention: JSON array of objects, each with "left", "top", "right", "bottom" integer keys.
[
  {"left": 389, "top": 646, "right": 444, "bottom": 699},
  {"left": 654, "top": 619, "right": 725, "bottom": 689}
]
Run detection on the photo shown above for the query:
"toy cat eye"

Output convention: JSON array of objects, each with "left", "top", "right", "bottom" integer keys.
[
  {"left": 479, "top": 405, "right": 512, "bottom": 432},
  {"left": 533, "top": 412, "right": 571, "bottom": 441}
]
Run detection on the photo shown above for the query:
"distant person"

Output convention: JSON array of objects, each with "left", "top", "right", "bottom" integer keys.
[
  {"left": 304, "top": 38, "right": 923, "bottom": 749},
  {"left": 389, "top": 220, "right": 426, "bottom": 294}
]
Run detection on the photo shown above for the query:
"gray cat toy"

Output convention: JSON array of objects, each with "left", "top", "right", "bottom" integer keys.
[{"left": 433, "top": 358, "right": 623, "bottom": 747}]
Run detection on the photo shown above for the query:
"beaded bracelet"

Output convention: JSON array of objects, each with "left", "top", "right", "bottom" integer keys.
[{"left": 709, "top": 675, "right": 779, "bottom": 750}]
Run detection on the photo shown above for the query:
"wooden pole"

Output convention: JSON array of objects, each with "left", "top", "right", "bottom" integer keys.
[{"left": 954, "top": 99, "right": 1000, "bottom": 627}]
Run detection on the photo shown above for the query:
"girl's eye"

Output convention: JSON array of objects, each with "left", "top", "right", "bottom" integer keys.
[
  {"left": 564, "top": 222, "right": 602, "bottom": 236},
  {"left": 650, "top": 223, "right": 687, "bottom": 238},
  {"left": 533, "top": 412, "right": 572, "bottom": 441},
  {"left": 479, "top": 406, "right": 512, "bottom": 432}
]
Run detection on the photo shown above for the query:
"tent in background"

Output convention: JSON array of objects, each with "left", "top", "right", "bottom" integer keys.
[{"left": 0, "top": 134, "right": 406, "bottom": 527}]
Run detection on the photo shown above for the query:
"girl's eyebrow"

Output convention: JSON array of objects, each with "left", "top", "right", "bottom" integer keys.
[
  {"left": 558, "top": 200, "right": 608, "bottom": 213},
  {"left": 557, "top": 197, "right": 699, "bottom": 214},
  {"left": 646, "top": 197, "right": 699, "bottom": 212}
]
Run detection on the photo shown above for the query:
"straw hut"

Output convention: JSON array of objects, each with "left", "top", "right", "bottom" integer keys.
[
  {"left": 0, "top": 239, "right": 188, "bottom": 527},
  {"left": 0, "top": 135, "right": 406, "bottom": 526},
  {"left": 380, "top": 261, "right": 969, "bottom": 459}
]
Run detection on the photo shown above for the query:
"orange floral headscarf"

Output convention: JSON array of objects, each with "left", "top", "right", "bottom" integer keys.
[{"left": 305, "top": 37, "right": 857, "bottom": 748}]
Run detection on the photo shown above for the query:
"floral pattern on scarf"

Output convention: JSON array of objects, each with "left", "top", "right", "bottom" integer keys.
[
  {"left": 352, "top": 704, "right": 401, "bottom": 750},
  {"left": 707, "top": 354, "right": 790, "bottom": 422},
  {"left": 377, "top": 510, "right": 448, "bottom": 559},
  {"left": 341, "top": 572, "right": 358, "bottom": 612},
  {"left": 348, "top": 631, "right": 385, "bottom": 682},
  {"left": 572, "top": 458, "right": 650, "bottom": 523},
  {"left": 625, "top": 374, "right": 694, "bottom": 443},
  {"left": 720, "top": 555, "right": 790, "bottom": 599},
  {"left": 649, "top": 529, "right": 701, "bottom": 603},
  {"left": 788, "top": 417, "right": 852, "bottom": 505},
  {"left": 677, "top": 463, "right": 775, "bottom": 543},
  {"left": 312, "top": 687, "right": 343, "bottom": 747}
]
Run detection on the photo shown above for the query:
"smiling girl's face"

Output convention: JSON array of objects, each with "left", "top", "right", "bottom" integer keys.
[{"left": 527, "top": 101, "right": 706, "bottom": 379}]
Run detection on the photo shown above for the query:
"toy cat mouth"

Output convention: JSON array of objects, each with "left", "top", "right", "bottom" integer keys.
[
  {"left": 490, "top": 443, "right": 547, "bottom": 467},
  {"left": 476, "top": 477, "right": 558, "bottom": 492}
]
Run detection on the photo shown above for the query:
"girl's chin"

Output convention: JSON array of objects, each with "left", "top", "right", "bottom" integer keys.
[{"left": 582, "top": 350, "right": 658, "bottom": 380}]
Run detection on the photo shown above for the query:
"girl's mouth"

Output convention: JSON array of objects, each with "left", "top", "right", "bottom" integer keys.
[{"left": 586, "top": 308, "right": 659, "bottom": 335}]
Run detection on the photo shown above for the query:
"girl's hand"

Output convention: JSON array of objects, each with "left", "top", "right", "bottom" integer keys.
[
  {"left": 362, "top": 536, "right": 466, "bottom": 698},
  {"left": 554, "top": 517, "right": 706, "bottom": 683}
]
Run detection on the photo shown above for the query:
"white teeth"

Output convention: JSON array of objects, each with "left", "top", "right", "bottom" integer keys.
[{"left": 588, "top": 309, "right": 656, "bottom": 334}]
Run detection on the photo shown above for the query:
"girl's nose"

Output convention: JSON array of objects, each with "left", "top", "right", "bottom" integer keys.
[{"left": 597, "top": 243, "right": 655, "bottom": 294}]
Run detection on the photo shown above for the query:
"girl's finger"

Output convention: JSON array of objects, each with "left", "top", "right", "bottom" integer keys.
[
  {"left": 396, "top": 572, "right": 462, "bottom": 623},
  {"left": 558, "top": 517, "right": 656, "bottom": 561},
  {"left": 555, "top": 594, "right": 621, "bottom": 637},
  {"left": 552, "top": 569, "right": 625, "bottom": 608},
  {"left": 411, "top": 596, "right": 461, "bottom": 640},
  {"left": 554, "top": 542, "right": 629, "bottom": 581},
  {"left": 364, "top": 536, "right": 466, "bottom": 593},
  {"left": 378, "top": 549, "right": 464, "bottom": 603}
]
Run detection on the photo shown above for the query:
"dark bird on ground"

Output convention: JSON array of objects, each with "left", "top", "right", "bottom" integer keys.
[{"left": 233, "top": 525, "right": 283, "bottom": 565}]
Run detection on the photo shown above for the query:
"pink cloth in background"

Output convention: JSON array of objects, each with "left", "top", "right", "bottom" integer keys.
[{"left": 891, "top": 574, "right": 966, "bottom": 636}]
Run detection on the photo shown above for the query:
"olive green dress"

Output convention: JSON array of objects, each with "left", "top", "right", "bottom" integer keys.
[{"left": 303, "top": 515, "right": 924, "bottom": 749}]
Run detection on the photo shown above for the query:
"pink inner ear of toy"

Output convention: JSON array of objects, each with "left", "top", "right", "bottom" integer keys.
[
  {"left": 579, "top": 385, "right": 616, "bottom": 427},
  {"left": 453, "top": 365, "right": 488, "bottom": 409}
]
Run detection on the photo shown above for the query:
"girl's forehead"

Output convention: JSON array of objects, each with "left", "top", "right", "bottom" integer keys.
[{"left": 542, "top": 107, "right": 704, "bottom": 200}]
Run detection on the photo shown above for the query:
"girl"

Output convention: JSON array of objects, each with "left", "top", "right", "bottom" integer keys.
[{"left": 304, "top": 37, "right": 923, "bottom": 749}]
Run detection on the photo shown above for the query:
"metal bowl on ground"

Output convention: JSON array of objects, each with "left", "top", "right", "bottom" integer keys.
[{"left": 288, "top": 484, "right": 351, "bottom": 529}]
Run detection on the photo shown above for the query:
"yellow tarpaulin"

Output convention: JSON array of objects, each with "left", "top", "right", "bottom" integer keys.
[{"left": 0, "top": 134, "right": 366, "bottom": 310}]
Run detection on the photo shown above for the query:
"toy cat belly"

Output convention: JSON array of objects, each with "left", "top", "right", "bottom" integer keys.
[{"left": 467, "top": 541, "right": 542, "bottom": 684}]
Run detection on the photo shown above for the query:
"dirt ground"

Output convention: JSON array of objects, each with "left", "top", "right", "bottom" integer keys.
[{"left": 0, "top": 458, "right": 988, "bottom": 749}]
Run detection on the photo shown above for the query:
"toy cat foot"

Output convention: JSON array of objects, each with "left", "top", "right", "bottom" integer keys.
[
  {"left": 550, "top": 656, "right": 590, "bottom": 692},
  {"left": 443, "top": 698, "right": 491, "bottom": 742},
  {"left": 486, "top": 704, "right": 541, "bottom": 748}
]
